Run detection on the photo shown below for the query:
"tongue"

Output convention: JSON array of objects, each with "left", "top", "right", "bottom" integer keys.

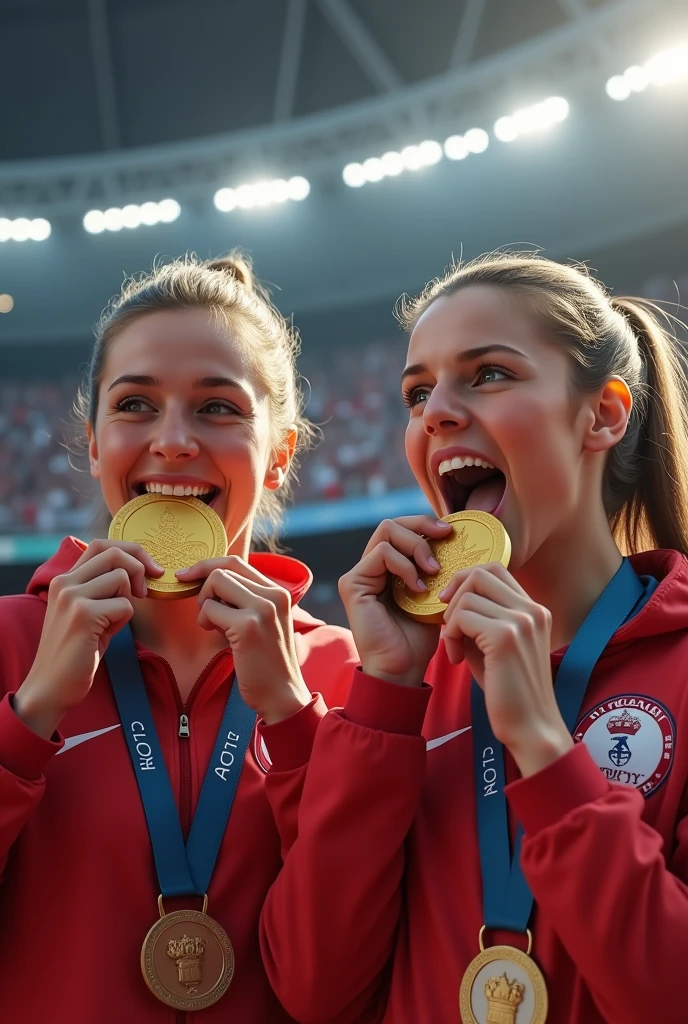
[{"left": 465, "top": 475, "right": 505, "bottom": 514}]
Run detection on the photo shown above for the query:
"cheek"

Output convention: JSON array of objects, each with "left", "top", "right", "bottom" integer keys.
[{"left": 404, "top": 417, "right": 425, "bottom": 474}]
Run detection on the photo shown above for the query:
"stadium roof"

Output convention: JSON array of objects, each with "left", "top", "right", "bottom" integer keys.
[
  {"left": 1, "top": 0, "right": 687, "bottom": 345},
  {"left": 0, "top": 0, "right": 636, "bottom": 160}
]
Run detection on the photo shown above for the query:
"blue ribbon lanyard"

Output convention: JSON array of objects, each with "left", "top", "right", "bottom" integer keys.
[
  {"left": 471, "top": 557, "right": 644, "bottom": 934},
  {"left": 104, "top": 625, "right": 256, "bottom": 900}
]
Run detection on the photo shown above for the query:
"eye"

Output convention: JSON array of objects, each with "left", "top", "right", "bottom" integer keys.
[
  {"left": 115, "top": 396, "right": 154, "bottom": 413},
  {"left": 201, "top": 399, "right": 243, "bottom": 415},
  {"left": 473, "top": 364, "right": 511, "bottom": 386},
  {"left": 402, "top": 384, "right": 432, "bottom": 409}
]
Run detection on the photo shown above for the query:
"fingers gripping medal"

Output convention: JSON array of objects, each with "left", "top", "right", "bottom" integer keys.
[
  {"left": 393, "top": 510, "right": 511, "bottom": 622},
  {"left": 108, "top": 493, "right": 227, "bottom": 599}
]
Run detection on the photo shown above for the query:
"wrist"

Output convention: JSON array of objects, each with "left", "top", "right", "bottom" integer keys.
[
  {"left": 13, "top": 684, "right": 66, "bottom": 740},
  {"left": 259, "top": 682, "right": 312, "bottom": 726},
  {"left": 361, "top": 662, "right": 424, "bottom": 688},
  {"left": 508, "top": 727, "right": 574, "bottom": 778}
]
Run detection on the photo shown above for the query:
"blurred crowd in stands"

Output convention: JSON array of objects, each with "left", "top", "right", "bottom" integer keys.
[{"left": 0, "top": 340, "right": 414, "bottom": 537}]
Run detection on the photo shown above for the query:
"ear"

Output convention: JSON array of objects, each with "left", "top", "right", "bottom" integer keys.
[
  {"left": 86, "top": 421, "right": 101, "bottom": 480},
  {"left": 264, "top": 428, "right": 298, "bottom": 492},
  {"left": 583, "top": 376, "right": 632, "bottom": 454}
]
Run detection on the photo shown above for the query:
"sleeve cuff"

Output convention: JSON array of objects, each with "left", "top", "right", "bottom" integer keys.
[
  {"left": 0, "top": 693, "right": 63, "bottom": 780},
  {"left": 341, "top": 668, "right": 431, "bottom": 736},
  {"left": 258, "top": 694, "right": 327, "bottom": 772},
  {"left": 506, "top": 741, "right": 610, "bottom": 835}
]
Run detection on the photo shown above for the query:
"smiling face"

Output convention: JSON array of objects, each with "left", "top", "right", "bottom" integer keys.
[
  {"left": 87, "top": 307, "right": 289, "bottom": 554},
  {"left": 403, "top": 285, "right": 608, "bottom": 567}
]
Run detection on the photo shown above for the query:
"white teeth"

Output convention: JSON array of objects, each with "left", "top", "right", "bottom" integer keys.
[
  {"left": 142, "top": 482, "right": 212, "bottom": 496},
  {"left": 438, "top": 455, "right": 496, "bottom": 476}
]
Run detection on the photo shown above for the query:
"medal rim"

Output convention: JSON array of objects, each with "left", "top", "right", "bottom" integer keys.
[
  {"left": 459, "top": 943, "right": 548, "bottom": 1024},
  {"left": 108, "top": 493, "right": 227, "bottom": 597},
  {"left": 140, "top": 908, "right": 235, "bottom": 1010},
  {"left": 394, "top": 510, "right": 511, "bottom": 622}
]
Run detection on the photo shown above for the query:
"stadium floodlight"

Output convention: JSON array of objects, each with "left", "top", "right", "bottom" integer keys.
[
  {"left": 214, "top": 188, "right": 238, "bottom": 211},
  {"left": 236, "top": 185, "right": 257, "bottom": 209},
  {"left": 418, "top": 140, "right": 443, "bottom": 165},
  {"left": 214, "top": 176, "right": 310, "bottom": 209},
  {"left": 82, "top": 198, "right": 181, "bottom": 233},
  {"left": 401, "top": 145, "right": 425, "bottom": 170},
  {"left": 494, "top": 96, "right": 569, "bottom": 142},
  {"left": 157, "top": 198, "right": 181, "bottom": 222},
  {"left": 464, "top": 128, "right": 490, "bottom": 153},
  {"left": 139, "top": 201, "right": 160, "bottom": 225},
  {"left": 343, "top": 163, "right": 366, "bottom": 187},
  {"left": 0, "top": 293, "right": 13, "bottom": 313},
  {"left": 270, "top": 179, "right": 290, "bottom": 202},
  {"left": 103, "top": 207, "right": 124, "bottom": 231},
  {"left": 121, "top": 204, "right": 142, "bottom": 229},
  {"left": 605, "top": 75, "right": 631, "bottom": 101},
  {"left": 0, "top": 217, "right": 52, "bottom": 242},
  {"left": 363, "top": 157, "right": 385, "bottom": 182},
  {"left": 83, "top": 210, "right": 106, "bottom": 233},
  {"left": 9, "top": 218, "right": 32, "bottom": 241},
  {"left": 444, "top": 135, "right": 469, "bottom": 160},
  {"left": 381, "top": 151, "right": 404, "bottom": 175},
  {"left": 606, "top": 44, "right": 688, "bottom": 100},
  {"left": 287, "top": 176, "right": 310, "bottom": 200}
]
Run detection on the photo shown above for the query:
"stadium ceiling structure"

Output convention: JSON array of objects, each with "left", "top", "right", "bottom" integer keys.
[{"left": 0, "top": 0, "right": 681, "bottom": 215}]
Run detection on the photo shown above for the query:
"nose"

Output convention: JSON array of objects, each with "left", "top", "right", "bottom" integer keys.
[
  {"left": 422, "top": 384, "right": 470, "bottom": 436},
  {"left": 149, "top": 409, "right": 200, "bottom": 460}
]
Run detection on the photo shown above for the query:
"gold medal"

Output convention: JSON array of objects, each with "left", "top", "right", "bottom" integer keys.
[
  {"left": 108, "top": 493, "right": 227, "bottom": 600},
  {"left": 393, "top": 510, "right": 511, "bottom": 623},
  {"left": 141, "top": 896, "right": 234, "bottom": 1010},
  {"left": 459, "top": 929, "right": 548, "bottom": 1024}
]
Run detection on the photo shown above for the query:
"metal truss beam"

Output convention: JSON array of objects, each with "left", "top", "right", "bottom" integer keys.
[
  {"left": 273, "top": 0, "right": 308, "bottom": 121},
  {"left": 316, "top": 0, "right": 402, "bottom": 91},
  {"left": 0, "top": 0, "right": 654, "bottom": 215}
]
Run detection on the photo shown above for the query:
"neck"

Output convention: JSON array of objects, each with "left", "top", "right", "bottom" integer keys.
[{"left": 512, "top": 506, "right": 623, "bottom": 651}]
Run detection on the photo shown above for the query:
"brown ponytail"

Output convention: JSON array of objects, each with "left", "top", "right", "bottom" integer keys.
[{"left": 609, "top": 297, "right": 688, "bottom": 556}]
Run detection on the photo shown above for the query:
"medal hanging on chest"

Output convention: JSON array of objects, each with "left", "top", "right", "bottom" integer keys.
[
  {"left": 140, "top": 895, "right": 235, "bottom": 1010},
  {"left": 459, "top": 557, "right": 645, "bottom": 1023},
  {"left": 105, "top": 625, "right": 256, "bottom": 1010}
]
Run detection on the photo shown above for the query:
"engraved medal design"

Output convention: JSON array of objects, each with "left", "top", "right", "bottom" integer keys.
[
  {"left": 141, "top": 907, "right": 235, "bottom": 1010},
  {"left": 108, "top": 493, "right": 227, "bottom": 599},
  {"left": 459, "top": 941, "right": 548, "bottom": 1024},
  {"left": 393, "top": 510, "right": 511, "bottom": 623}
]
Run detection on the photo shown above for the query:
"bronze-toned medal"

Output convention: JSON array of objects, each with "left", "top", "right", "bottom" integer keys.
[
  {"left": 141, "top": 897, "right": 234, "bottom": 1010},
  {"left": 459, "top": 929, "right": 548, "bottom": 1024},
  {"left": 108, "top": 493, "right": 227, "bottom": 599},
  {"left": 393, "top": 510, "right": 511, "bottom": 623}
]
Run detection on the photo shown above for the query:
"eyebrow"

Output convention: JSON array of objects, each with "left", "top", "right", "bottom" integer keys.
[
  {"left": 107, "top": 374, "right": 247, "bottom": 392},
  {"left": 400, "top": 344, "right": 529, "bottom": 383}
]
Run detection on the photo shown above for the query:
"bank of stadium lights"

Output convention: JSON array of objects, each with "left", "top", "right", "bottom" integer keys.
[
  {"left": 494, "top": 96, "right": 569, "bottom": 143},
  {"left": 0, "top": 217, "right": 51, "bottom": 242},
  {"left": 342, "top": 130, "right": 489, "bottom": 188},
  {"left": 214, "top": 176, "right": 310, "bottom": 212},
  {"left": 83, "top": 198, "right": 181, "bottom": 234},
  {"left": 606, "top": 44, "right": 688, "bottom": 101}
]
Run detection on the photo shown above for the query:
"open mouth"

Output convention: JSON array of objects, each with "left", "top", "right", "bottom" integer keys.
[
  {"left": 437, "top": 457, "right": 506, "bottom": 516},
  {"left": 133, "top": 482, "right": 221, "bottom": 507}
]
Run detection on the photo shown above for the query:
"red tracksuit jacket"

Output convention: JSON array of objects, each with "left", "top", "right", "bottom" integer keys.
[
  {"left": 260, "top": 549, "right": 688, "bottom": 1024},
  {"left": 0, "top": 536, "right": 358, "bottom": 1024}
]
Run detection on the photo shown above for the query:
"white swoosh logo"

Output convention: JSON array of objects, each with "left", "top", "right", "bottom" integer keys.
[
  {"left": 426, "top": 726, "right": 471, "bottom": 751},
  {"left": 57, "top": 724, "right": 121, "bottom": 755}
]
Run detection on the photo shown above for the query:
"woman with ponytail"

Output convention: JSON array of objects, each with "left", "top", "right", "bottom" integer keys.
[{"left": 260, "top": 254, "right": 688, "bottom": 1024}]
